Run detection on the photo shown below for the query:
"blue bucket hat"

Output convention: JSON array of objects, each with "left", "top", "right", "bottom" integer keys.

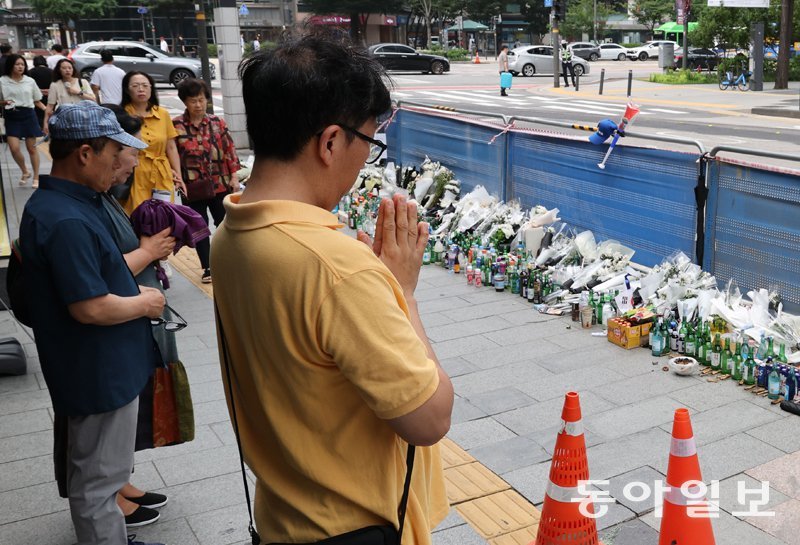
[
  {"left": 589, "top": 119, "right": 618, "bottom": 145},
  {"left": 48, "top": 102, "right": 147, "bottom": 150}
]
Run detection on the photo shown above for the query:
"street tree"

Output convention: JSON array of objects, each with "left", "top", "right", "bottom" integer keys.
[
  {"left": 148, "top": 0, "right": 196, "bottom": 49},
  {"left": 561, "top": 0, "right": 613, "bottom": 41},
  {"left": 411, "top": 0, "right": 435, "bottom": 46},
  {"left": 629, "top": 0, "right": 673, "bottom": 37},
  {"left": 691, "top": 2, "right": 797, "bottom": 88},
  {"left": 305, "top": 0, "right": 406, "bottom": 43},
  {"left": 28, "top": 0, "right": 117, "bottom": 42},
  {"left": 463, "top": 0, "right": 503, "bottom": 23},
  {"left": 520, "top": 1, "right": 550, "bottom": 38}
]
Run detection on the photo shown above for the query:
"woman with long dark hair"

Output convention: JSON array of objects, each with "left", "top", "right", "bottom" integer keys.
[
  {"left": 120, "top": 71, "right": 185, "bottom": 214},
  {"left": 42, "top": 58, "right": 95, "bottom": 133},
  {"left": 0, "top": 54, "right": 46, "bottom": 187}
]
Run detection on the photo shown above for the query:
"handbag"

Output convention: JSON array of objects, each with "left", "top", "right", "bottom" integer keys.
[
  {"left": 181, "top": 118, "right": 220, "bottom": 203},
  {"left": 136, "top": 361, "right": 195, "bottom": 450},
  {"left": 215, "top": 303, "right": 415, "bottom": 545}
]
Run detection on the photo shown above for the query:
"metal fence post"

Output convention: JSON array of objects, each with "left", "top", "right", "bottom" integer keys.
[
  {"left": 575, "top": 73, "right": 580, "bottom": 92},
  {"left": 599, "top": 68, "right": 605, "bottom": 95},
  {"left": 627, "top": 70, "right": 633, "bottom": 97}
]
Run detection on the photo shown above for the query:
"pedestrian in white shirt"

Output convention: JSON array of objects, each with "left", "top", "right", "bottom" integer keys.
[
  {"left": 91, "top": 51, "right": 125, "bottom": 104},
  {"left": 0, "top": 54, "right": 46, "bottom": 187},
  {"left": 46, "top": 44, "right": 67, "bottom": 70},
  {"left": 160, "top": 37, "right": 169, "bottom": 53}
]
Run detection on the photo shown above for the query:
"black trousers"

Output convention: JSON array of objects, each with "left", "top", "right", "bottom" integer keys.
[
  {"left": 561, "top": 61, "right": 576, "bottom": 87},
  {"left": 187, "top": 191, "right": 227, "bottom": 270}
]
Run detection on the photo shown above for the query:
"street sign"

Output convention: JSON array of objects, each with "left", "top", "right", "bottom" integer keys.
[
  {"left": 137, "top": 6, "right": 148, "bottom": 14},
  {"left": 239, "top": 4, "right": 249, "bottom": 16},
  {"left": 544, "top": 0, "right": 553, "bottom": 7}
]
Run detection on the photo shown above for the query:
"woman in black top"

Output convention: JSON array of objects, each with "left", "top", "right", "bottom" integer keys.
[{"left": 27, "top": 56, "right": 52, "bottom": 128}]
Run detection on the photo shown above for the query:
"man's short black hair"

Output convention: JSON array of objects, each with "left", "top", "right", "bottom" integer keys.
[
  {"left": 33, "top": 55, "right": 47, "bottom": 67},
  {"left": 500, "top": 44, "right": 509, "bottom": 51},
  {"left": 0, "top": 44, "right": 11, "bottom": 55},
  {"left": 239, "top": 31, "right": 391, "bottom": 161},
  {"left": 49, "top": 137, "right": 109, "bottom": 161},
  {"left": 101, "top": 50, "right": 114, "bottom": 63},
  {"left": 177, "top": 77, "right": 211, "bottom": 102},
  {"left": 51, "top": 44, "right": 64, "bottom": 53}
]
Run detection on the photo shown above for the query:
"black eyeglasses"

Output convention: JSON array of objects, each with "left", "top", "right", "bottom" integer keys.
[
  {"left": 323, "top": 124, "right": 387, "bottom": 164},
  {"left": 150, "top": 304, "right": 188, "bottom": 332}
]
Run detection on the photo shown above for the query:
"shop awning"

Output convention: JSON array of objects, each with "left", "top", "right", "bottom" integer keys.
[
  {"left": 655, "top": 21, "right": 698, "bottom": 34},
  {"left": 447, "top": 19, "right": 488, "bottom": 31}
]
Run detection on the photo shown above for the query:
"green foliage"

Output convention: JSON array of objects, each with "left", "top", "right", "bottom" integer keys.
[
  {"left": 445, "top": 47, "right": 468, "bottom": 60},
  {"left": 206, "top": 43, "right": 217, "bottom": 57},
  {"left": 28, "top": 0, "right": 117, "bottom": 22},
  {"left": 763, "top": 57, "right": 800, "bottom": 81},
  {"left": 629, "top": 0, "right": 673, "bottom": 34},
  {"left": 419, "top": 47, "right": 467, "bottom": 60},
  {"left": 519, "top": 1, "right": 550, "bottom": 36},
  {"left": 560, "top": 0, "right": 613, "bottom": 41},
  {"left": 648, "top": 68, "right": 718, "bottom": 84}
]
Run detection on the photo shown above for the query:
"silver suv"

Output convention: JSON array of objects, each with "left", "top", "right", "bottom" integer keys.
[{"left": 70, "top": 41, "right": 215, "bottom": 87}]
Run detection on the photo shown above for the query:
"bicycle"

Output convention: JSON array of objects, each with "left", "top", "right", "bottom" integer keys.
[{"left": 718, "top": 63, "right": 751, "bottom": 91}]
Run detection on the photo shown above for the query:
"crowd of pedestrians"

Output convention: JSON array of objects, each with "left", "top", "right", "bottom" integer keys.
[{"left": 8, "top": 31, "right": 453, "bottom": 545}]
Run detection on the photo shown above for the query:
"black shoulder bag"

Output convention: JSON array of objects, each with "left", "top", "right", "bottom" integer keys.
[{"left": 215, "top": 303, "right": 415, "bottom": 545}]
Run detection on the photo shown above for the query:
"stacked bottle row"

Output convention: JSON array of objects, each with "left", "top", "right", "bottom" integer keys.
[
  {"left": 425, "top": 240, "right": 561, "bottom": 301},
  {"left": 650, "top": 318, "right": 798, "bottom": 402}
]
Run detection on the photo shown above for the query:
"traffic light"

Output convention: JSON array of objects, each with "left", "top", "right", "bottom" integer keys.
[{"left": 553, "top": 0, "right": 567, "bottom": 22}]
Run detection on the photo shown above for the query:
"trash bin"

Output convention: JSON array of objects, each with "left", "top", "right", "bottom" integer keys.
[{"left": 659, "top": 43, "right": 675, "bottom": 69}]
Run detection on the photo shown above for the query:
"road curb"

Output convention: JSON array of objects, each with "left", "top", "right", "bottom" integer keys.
[{"left": 751, "top": 107, "right": 800, "bottom": 119}]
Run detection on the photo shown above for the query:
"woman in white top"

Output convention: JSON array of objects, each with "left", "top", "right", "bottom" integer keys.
[
  {"left": 42, "top": 58, "right": 95, "bottom": 134},
  {"left": 0, "top": 54, "right": 46, "bottom": 187}
]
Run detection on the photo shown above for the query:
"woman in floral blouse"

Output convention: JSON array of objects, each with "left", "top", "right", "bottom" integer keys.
[{"left": 173, "top": 78, "right": 240, "bottom": 284}]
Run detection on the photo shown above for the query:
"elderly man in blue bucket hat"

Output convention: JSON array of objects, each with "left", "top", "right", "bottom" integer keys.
[{"left": 20, "top": 101, "right": 167, "bottom": 545}]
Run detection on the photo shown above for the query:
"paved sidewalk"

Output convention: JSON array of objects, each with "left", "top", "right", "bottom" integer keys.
[{"left": 0, "top": 153, "right": 798, "bottom": 544}]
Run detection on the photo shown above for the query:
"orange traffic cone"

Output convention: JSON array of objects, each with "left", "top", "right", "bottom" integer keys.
[
  {"left": 473, "top": 51, "right": 481, "bottom": 64},
  {"left": 533, "top": 392, "right": 599, "bottom": 545},
  {"left": 658, "top": 408, "right": 716, "bottom": 545}
]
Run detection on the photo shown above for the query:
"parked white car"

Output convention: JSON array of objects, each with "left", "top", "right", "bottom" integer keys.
[
  {"left": 598, "top": 43, "right": 629, "bottom": 61},
  {"left": 626, "top": 40, "right": 680, "bottom": 61},
  {"left": 507, "top": 45, "right": 591, "bottom": 77}
]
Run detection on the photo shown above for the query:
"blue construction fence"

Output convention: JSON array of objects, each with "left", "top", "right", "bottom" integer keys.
[{"left": 386, "top": 106, "right": 800, "bottom": 313}]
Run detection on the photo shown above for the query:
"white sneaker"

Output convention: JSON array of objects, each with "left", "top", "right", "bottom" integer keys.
[{"left": 159, "top": 260, "right": 173, "bottom": 279}]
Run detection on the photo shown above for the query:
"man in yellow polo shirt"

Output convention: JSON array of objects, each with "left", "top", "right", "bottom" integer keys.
[{"left": 211, "top": 33, "right": 454, "bottom": 545}]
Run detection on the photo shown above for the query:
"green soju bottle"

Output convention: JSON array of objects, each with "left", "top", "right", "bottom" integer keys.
[
  {"left": 710, "top": 333, "right": 721, "bottom": 370},
  {"left": 732, "top": 341, "right": 744, "bottom": 381},
  {"left": 778, "top": 343, "right": 789, "bottom": 364},
  {"left": 720, "top": 337, "right": 731, "bottom": 374},
  {"left": 698, "top": 329, "right": 708, "bottom": 365},
  {"left": 766, "top": 336, "right": 776, "bottom": 360},
  {"left": 743, "top": 346, "right": 756, "bottom": 386},
  {"left": 686, "top": 324, "right": 697, "bottom": 359}
]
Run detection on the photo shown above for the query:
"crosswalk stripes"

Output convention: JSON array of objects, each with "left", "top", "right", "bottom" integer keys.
[{"left": 390, "top": 88, "right": 691, "bottom": 117}]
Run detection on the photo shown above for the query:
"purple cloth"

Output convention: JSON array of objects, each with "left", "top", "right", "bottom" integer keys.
[{"left": 130, "top": 199, "right": 211, "bottom": 288}]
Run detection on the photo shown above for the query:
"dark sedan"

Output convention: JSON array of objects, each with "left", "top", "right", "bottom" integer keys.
[
  {"left": 368, "top": 43, "right": 450, "bottom": 75},
  {"left": 674, "top": 47, "right": 720, "bottom": 71}
]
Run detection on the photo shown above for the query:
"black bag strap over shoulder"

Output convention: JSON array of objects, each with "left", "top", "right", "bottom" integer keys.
[
  {"left": 215, "top": 301, "right": 261, "bottom": 545},
  {"left": 215, "top": 301, "right": 415, "bottom": 545}
]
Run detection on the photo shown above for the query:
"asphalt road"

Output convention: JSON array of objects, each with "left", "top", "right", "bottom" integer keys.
[{"left": 382, "top": 59, "right": 800, "bottom": 159}]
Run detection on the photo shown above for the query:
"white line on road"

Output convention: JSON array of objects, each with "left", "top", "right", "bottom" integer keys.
[
  {"left": 540, "top": 104, "right": 628, "bottom": 116},
  {"left": 649, "top": 108, "right": 690, "bottom": 114},
  {"left": 416, "top": 90, "right": 500, "bottom": 107}
]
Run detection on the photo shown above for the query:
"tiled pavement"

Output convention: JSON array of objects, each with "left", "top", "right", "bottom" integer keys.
[{"left": 1, "top": 154, "right": 799, "bottom": 544}]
